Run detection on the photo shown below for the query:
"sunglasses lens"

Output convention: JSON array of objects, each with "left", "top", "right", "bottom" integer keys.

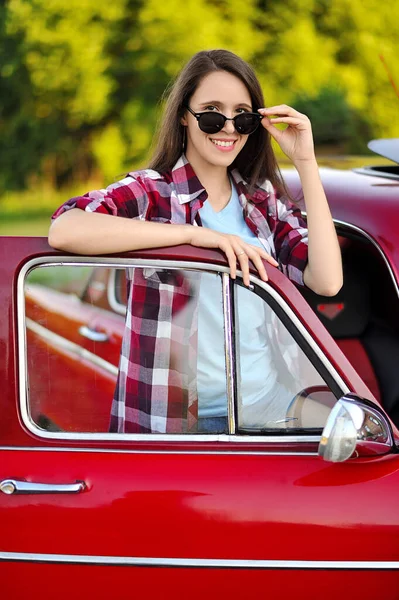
[
  {"left": 195, "top": 111, "right": 260, "bottom": 134},
  {"left": 235, "top": 113, "right": 260, "bottom": 134},
  {"left": 198, "top": 113, "right": 225, "bottom": 134}
]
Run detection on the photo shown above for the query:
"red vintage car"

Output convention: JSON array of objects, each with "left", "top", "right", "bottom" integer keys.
[{"left": 1, "top": 139, "right": 399, "bottom": 598}]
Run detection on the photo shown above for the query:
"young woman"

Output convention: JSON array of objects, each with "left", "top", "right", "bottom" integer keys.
[{"left": 49, "top": 49, "right": 343, "bottom": 434}]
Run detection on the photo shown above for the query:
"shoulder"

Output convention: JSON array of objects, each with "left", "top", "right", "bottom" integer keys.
[
  {"left": 102, "top": 168, "right": 174, "bottom": 204},
  {"left": 125, "top": 167, "right": 173, "bottom": 189}
]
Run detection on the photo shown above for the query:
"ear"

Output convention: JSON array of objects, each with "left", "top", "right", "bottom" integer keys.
[{"left": 180, "top": 104, "right": 189, "bottom": 126}]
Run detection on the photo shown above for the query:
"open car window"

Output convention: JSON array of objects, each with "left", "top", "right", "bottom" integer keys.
[
  {"left": 234, "top": 282, "right": 340, "bottom": 434},
  {"left": 21, "top": 259, "right": 346, "bottom": 440}
]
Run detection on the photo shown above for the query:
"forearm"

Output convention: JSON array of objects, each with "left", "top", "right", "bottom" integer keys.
[
  {"left": 48, "top": 209, "right": 193, "bottom": 255},
  {"left": 295, "top": 159, "right": 343, "bottom": 296}
]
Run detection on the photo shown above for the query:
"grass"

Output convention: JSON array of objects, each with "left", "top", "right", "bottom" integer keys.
[
  {"left": 0, "top": 154, "right": 396, "bottom": 236},
  {"left": 0, "top": 179, "right": 100, "bottom": 236},
  {"left": 0, "top": 217, "right": 51, "bottom": 236}
]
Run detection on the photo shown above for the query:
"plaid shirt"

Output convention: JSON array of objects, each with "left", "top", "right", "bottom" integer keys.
[{"left": 52, "top": 154, "right": 308, "bottom": 433}]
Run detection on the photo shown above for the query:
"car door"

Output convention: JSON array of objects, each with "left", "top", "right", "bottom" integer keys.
[{"left": 1, "top": 237, "right": 399, "bottom": 600}]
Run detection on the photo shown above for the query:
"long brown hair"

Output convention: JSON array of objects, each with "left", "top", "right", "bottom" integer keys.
[{"left": 149, "top": 49, "right": 287, "bottom": 197}]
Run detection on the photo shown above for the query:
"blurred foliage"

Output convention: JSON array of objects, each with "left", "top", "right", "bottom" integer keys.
[
  {"left": 292, "top": 86, "right": 373, "bottom": 152},
  {"left": 293, "top": 87, "right": 353, "bottom": 145},
  {"left": 0, "top": 0, "right": 398, "bottom": 201},
  {"left": 1, "top": 154, "right": 396, "bottom": 236},
  {"left": 27, "top": 266, "right": 93, "bottom": 293}
]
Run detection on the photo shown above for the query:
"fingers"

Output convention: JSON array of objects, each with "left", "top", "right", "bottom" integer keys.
[
  {"left": 227, "top": 239, "right": 252, "bottom": 286},
  {"left": 227, "top": 238, "right": 278, "bottom": 287},
  {"left": 240, "top": 245, "right": 279, "bottom": 286},
  {"left": 262, "top": 251, "right": 280, "bottom": 267},
  {"left": 239, "top": 250, "right": 266, "bottom": 286},
  {"left": 259, "top": 119, "right": 284, "bottom": 142},
  {"left": 218, "top": 239, "right": 238, "bottom": 280},
  {"left": 259, "top": 107, "right": 310, "bottom": 131},
  {"left": 235, "top": 248, "right": 252, "bottom": 287},
  {"left": 259, "top": 105, "right": 308, "bottom": 120},
  {"left": 269, "top": 117, "right": 303, "bottom": 126},
  {"left": 208, "top": 231, "right": 278, "bottom": 286}
]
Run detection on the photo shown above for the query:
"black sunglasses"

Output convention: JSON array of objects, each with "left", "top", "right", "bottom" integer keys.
[{"left": 185, "top": 105, "right": 262, "bottom": 135}]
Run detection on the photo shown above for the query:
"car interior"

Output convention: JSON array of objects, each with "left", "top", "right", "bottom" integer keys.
[{"left": 299, "top": 231, "right": 399, "bottom": 427}]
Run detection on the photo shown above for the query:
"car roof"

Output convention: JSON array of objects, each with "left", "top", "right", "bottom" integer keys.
[{"left": 282, "top": 166, "right": 399, "bottom": 283}]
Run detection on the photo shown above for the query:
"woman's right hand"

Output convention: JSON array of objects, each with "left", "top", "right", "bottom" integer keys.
[{"left": 188, "top": 226, "right": 279, "bottom": 286}]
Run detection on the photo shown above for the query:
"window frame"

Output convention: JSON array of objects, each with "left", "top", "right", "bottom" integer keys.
[
  {"left": 232, "top": 278, "right": 345, "bottom": 435},
  {"left": 235, "top": 279, "right": 345, "bottom": 399},
  {"left": 18, "top": 256, "right": 349, "bottom": 443}
]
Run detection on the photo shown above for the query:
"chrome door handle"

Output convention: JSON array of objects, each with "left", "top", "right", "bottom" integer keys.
[
  {"left": 78, "top": 325, "right": 109, "bottom": 342},
  {"left": 0, "top": 479, "right": 86, "bottom": 495}
]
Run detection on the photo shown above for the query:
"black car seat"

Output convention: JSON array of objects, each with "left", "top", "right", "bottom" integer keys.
[
  {"left": 300, "top": 244, "right": 380, "bottom": 401},
  {"left": 362, "top": 320, "right": 399, "bottom": 425},
  {"left": 300, "top": 238, "right": 399, "bottom": 426}
]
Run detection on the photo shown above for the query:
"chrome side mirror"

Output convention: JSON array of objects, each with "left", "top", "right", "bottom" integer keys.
[{"left": 318, "top": 394, "right": 394, "bottom": 463}]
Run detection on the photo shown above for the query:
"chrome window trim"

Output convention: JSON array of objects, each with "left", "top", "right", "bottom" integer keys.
[
  {"left": 1, "top": 551, "right": 398, "bottom": 570},
  {"left": 0, "top": 446, "right": 318, "bottom": 455},
  {"left": 18, "top": 256, "right": 348, "bottom": 443},
  {"left": 222, "top": 273, "right": 236, "bottom": 434}
]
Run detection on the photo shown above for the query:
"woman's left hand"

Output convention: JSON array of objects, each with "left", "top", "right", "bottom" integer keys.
[{"left": 258, "top": 105, "right": 316, "bottom": 165}]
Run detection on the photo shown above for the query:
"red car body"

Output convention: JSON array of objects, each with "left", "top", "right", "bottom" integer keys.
[{"left": 1, "top": 141, "right": 399, "bottom": 598}]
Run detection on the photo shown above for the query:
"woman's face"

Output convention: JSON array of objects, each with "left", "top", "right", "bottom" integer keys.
[{"left": 183, "top": 70, "right": 253, "bottom": 170}]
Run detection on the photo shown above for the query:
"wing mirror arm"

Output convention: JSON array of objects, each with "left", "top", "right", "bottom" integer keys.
[{"left": 318, "top": 394, "right": 396, "bottom": 463}]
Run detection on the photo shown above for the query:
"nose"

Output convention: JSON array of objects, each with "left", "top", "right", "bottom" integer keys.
[{"left": 222, "top": 117, "right": 236, "bottom": 135}]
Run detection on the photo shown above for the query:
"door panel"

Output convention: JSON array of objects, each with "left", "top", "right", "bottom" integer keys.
[{"left": 1, "top": 449, "right": 399, "bottom": 561}]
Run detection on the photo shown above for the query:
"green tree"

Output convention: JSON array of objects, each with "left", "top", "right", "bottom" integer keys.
[
  {"left": 1, "top": 0, "right": 398, "bottom": 198},
  {"left": 1, "top": 0, "right": 128, "bottom": 190}
]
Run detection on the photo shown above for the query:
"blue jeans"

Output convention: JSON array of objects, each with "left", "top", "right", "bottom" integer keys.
[{"left": 197, "top": 416, "right": 228, "bottom": 433}]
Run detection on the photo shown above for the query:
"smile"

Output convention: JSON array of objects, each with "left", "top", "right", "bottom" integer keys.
[{"left": 210, "top": 139, "right": 237, "bottom": 148}]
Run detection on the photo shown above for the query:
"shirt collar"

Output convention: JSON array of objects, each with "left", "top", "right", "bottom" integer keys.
[
  {"left": 171, "top": 154, "right": 206, "bottom": 204},
  {"left": 230, "top": 169, "right": 271, "bottom": 205},
  {"left": 171, "top": 154, "right": 270, "bottom": 206}
]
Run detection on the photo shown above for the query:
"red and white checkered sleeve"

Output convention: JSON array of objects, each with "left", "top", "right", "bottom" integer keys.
[
  {"left": 273, "top": 190, "right": 309, "bottom": 286},
  {"left": 51, "top": 175, "right": 150, "bottom": 221}
]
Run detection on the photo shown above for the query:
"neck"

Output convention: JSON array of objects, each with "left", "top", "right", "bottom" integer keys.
[{"left": 185, "top": 150, "right": 231, "bottom": 199}]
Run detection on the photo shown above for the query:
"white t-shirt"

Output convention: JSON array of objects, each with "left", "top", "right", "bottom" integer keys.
[{"left": 197, "top": 182, "right": 279, "bottom": 417}]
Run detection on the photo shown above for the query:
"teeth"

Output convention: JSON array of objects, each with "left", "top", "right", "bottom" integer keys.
[{"left": 211, "top": 140, "right": 235, "bottom": 147}]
